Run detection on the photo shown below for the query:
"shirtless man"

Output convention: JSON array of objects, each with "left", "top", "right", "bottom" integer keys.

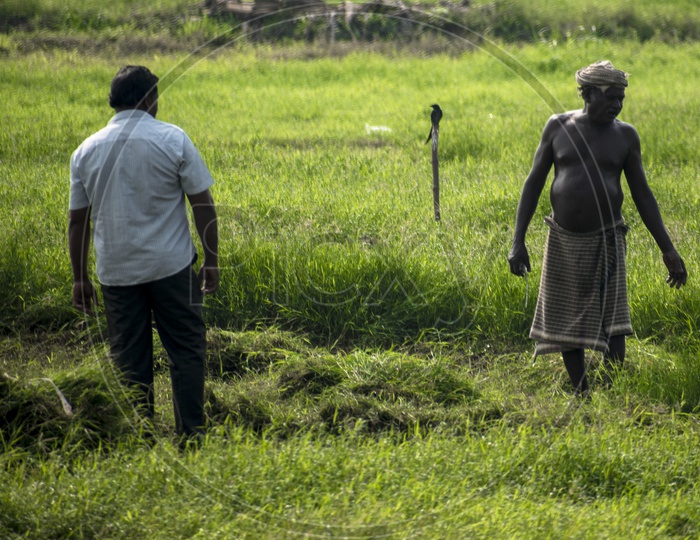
[{"left": 507, "top": 61, "right": 687, "bottom": 395}]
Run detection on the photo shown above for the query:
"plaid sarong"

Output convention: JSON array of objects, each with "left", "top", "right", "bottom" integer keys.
[{"left": 530, "top": 216, "right": 633, "bottom": 356}]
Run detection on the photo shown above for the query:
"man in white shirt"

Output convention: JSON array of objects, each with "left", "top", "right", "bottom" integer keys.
[{"left": 69, "top": 65, "right": 219, "bottom": 438}]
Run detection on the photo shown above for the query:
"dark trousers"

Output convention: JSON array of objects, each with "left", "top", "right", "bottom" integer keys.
[{"left": 101, "top": 265, "right": 206, "bottom": 436}]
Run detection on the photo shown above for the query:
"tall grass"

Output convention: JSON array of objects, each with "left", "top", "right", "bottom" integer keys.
[{"left": 1, "top": 41, "right": 698, "bottom": 349}]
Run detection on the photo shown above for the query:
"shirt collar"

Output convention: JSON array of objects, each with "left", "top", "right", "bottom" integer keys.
[{"left": 109, "top": 109, "right": 152, "bottom": 124}]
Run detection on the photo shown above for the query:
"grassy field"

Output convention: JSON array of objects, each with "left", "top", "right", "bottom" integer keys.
[
  {"left": 2, "top": 40, "right": 698, "bottom": 345},
  {"left": 2, "top": 18, "right": 700, "bottom": 540}
]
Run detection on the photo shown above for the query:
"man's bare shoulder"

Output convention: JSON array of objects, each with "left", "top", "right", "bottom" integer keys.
[
  {"left": 544, "top": 111, "right": 581, "bottom": 129},
  {"left": 540, "top": 111, "right": 578, "bottom": 140},
  {"left": 609, "top": 119, "right": 641, "bottom": 150},
  {"left": 614, "top": 118, "right": 639, "bottom": 134}
]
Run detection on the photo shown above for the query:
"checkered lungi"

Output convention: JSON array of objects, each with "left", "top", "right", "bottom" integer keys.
[{"left": 530, "top": 216, "right": 633, "bottom": 356}]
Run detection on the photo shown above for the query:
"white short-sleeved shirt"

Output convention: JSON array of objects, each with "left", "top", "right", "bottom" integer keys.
[{"left": 70, "top": 109, "right": 214, "bottom": 286}]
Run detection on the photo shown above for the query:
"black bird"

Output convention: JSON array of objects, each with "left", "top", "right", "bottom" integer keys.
[{"left": 425, "top": 104, "right": 443, "bottom": 144}]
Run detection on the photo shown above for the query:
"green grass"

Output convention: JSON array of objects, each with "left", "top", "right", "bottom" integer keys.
[
  {"left": 2, "top": 36, "right": 700, "bottom": 539},
  {"left": 4, "top": 330, "right": 700, "bottom": 538},
  {"left": 1, "top": 41, "right": 698, "bottom": 345}
]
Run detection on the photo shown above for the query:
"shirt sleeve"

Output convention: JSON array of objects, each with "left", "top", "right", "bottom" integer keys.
[
  {"left": 69, "top": 148, "right": 90, "bottom": 210},
  {"left": 178, "top": 132, "right": 215, "bottom": 195}
]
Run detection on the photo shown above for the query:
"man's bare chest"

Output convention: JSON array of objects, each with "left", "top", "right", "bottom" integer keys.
[{"left": 552, "top": 128, "right": 629, "bottom": 171}]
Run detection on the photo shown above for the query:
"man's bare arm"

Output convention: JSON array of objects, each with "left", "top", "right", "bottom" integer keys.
[
  {"left": 187, "top": 189, "right": 219, "bottom": 294},
  {"left": 508, "top": 116, "right": 557, "bottom": 275},
  {"left": 68, "top": 206, "right": 98, "bottom": 313},
  {"left": 623, "top": 126, "right": 687, "bottom": 288}
]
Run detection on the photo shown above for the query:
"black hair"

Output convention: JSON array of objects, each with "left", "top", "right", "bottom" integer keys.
[
  {"left": 578, "top": 85, "right": 593, "bottom": 100},
  {"left": 578, "top": 85, "right": 608, "bottom": 103},
  {"left": 108, "top": 65, "right": 159, "bottom": 109}
]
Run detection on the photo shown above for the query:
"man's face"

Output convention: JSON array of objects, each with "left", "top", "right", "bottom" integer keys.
[{"left": 587, "top": 86, "right": 625, "bottom": 124}]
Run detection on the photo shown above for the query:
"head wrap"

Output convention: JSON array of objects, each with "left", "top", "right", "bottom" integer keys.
[{"left": 575, "top": 60, "right": 628, "bottom": 89}]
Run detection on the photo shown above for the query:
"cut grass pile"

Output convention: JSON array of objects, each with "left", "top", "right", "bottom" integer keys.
[
  {"left": 4, "top": 327, "right": 700, "bottom": 456},
  {"left": 204, "top": 329, "right": 489, "bottom": 436},
  {"left": 0, "top": 361, "right": 140, "bottom": 457}
]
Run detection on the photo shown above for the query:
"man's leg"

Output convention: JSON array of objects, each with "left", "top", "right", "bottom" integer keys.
[
  {"left": 605, "top": 334, "right": 626, "bottom": 364},
  {"left": 601, "top": 334, "right": 626, "bottom": 387},
  {"left": 101, "top": 283, "right": 155, "bottom": 418},
  {"left": 562, "top": 348, "right": 589, "bottom": 395},
  {"left": 150, "top": 266, "right": 206, "bottom": 436}
]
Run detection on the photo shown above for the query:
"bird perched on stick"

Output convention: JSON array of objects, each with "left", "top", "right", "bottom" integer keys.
[{"left": 425, "top": 104, "right": 443, "bottom": 144}]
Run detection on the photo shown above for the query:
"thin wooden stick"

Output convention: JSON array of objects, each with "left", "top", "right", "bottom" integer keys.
[{"left": 432, "top": 128, "right": 440, "bottom": 222}]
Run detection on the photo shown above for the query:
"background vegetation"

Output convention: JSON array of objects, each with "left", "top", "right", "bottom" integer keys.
[
  {"left": 1, "top": 1, "right": 700, "bottom": 538},
  {"left": 2, "top": 0, "right": 700, "bottom": 54}
]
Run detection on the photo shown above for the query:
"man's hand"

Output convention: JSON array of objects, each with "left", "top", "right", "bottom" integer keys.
[
  {"left": 508, "top": 242, "right": 531, "bottom": 277},
  {"left": 663, "top": 251, "right": 688, "bottom": 289},
  {"left": 198, "top": 265, "right": 219, "bottom": 295},
  {"left": 72, "top": 280, "right": 98, "bottom": 315}
]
